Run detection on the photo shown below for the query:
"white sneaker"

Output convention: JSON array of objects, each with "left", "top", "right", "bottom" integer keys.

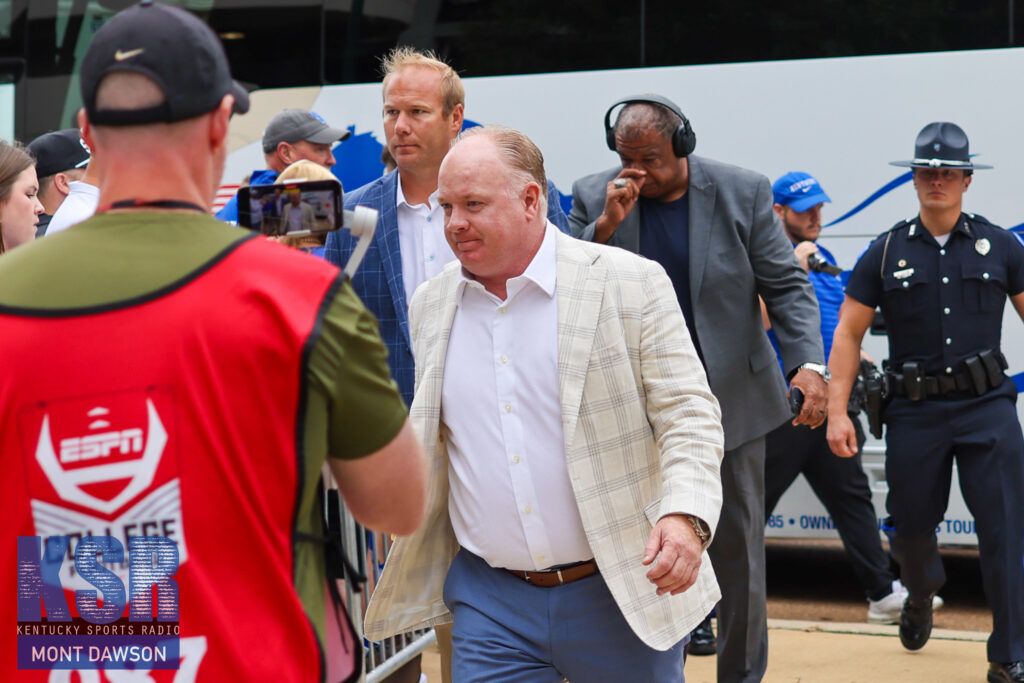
[{"left": 867, "top": 580, "right": 944, "bottom": 624}]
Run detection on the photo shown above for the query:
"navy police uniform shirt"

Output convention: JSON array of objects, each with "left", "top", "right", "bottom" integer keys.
[{"left": 845, "top": 213, "right": 1024, "bottom": 375}]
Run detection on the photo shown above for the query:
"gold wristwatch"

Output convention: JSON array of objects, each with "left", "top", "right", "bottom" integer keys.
[{"left": 685, "top": 514, "right": 711, "bottom": 547}]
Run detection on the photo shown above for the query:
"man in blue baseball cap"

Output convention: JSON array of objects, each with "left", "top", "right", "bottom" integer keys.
[
  {"left": 771, "top": 171, "right": 832, "bottom": 271},
  {"left": 764, "top": 171, "right": 943, "bottom": 627}
]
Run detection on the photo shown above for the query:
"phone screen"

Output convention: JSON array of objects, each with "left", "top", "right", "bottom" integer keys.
[{"left": 237, "top": 179, "right": 342, "bottom": 236}]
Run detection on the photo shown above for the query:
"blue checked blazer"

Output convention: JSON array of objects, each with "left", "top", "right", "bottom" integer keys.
[
  {"left": 326, "top": 171, "right": 415, "bottom": 405},
  {"left": 326, "top": 171, "right": 571, "bottom": 405}
]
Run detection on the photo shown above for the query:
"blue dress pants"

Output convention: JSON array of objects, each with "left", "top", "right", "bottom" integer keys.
[{"left": 443, "top": 548, "right": 686, "bottom": 682}]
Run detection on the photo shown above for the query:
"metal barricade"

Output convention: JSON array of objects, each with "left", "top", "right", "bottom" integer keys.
[{"left": 334, "top": 493, "right": 435, "bottom": 682}]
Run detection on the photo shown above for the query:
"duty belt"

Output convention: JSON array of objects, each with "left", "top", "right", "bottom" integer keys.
[{"left": 887, "top": 349, "right": 1007, "bottom": 400}]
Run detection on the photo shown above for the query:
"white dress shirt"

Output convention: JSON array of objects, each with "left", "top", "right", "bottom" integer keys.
[
  {"left": 46, "top": 181, "right": 100, "bottom": 235},
  {"left": 396, "top": 177, "right": 454, "bottom": 301},
  {"left": 441, "top": 223, "right": 591, "bottom": 571}
]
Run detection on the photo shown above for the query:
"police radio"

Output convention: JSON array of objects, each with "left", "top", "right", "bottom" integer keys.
[{"left": 237, "top": 178, "right": 378, "bottom": 278}]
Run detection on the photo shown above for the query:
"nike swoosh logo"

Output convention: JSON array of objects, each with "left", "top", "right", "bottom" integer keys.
[{"left": 114, "top": 48, "right": 145, "bottom": 61}]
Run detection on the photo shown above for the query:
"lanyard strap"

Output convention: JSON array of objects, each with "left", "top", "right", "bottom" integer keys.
[{"left": 95, "top": 199, "right": 208, "bottom": 214}]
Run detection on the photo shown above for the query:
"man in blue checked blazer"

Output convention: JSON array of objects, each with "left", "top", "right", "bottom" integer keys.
[{"left": 325, "top": 48, "right": 568, "bottom": 405}]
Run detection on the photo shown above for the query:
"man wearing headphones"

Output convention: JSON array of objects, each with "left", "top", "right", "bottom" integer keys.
[{"left": 570, "top": 96, "right": 825, "bottom": 683}]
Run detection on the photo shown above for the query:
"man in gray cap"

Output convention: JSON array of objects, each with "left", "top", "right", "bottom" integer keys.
[
  {"left": 829, "top": 122, "right": 1024, "bottom": 682},
  {"left": 215, "top": 107, "right": 350, "bottom": 223},
  {"left": 26, "top": 128, "right": 91, "bottom": 235}
]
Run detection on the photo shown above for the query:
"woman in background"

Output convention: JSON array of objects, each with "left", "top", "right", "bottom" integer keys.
[
  {"left": 275, "top": 159, "right": 340, "bottom": 258},
  {"left": 0, "top": 140, "right": 44, "bottom": 254}
]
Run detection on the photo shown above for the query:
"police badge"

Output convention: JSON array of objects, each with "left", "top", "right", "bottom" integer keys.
[{"left": 976, "top": 238, "right": 991, "bottom": 255}]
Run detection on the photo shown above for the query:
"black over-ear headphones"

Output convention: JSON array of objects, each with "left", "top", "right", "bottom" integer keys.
[{"left": 603, "top": 94, "right": 696, "bottom": 158}]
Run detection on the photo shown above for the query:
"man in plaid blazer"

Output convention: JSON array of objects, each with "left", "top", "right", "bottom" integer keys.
[{"left": 363, "top": 125, "right": 724, "bottom": 681}]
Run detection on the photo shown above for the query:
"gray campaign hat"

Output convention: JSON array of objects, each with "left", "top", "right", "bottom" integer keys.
[
  {"left": 889, "top": 121, "right": 992, "bottom": 170},
  {"left": 262, "top": 109, "right": 350, "bottom": 153}
]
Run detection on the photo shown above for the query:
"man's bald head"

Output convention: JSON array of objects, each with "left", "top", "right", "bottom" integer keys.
[
  {"left": 453, "top": 126, "right": 548, "bottom": 216},
  {"left": 439, "top": 126, "right": 548, "bottom": 298}
]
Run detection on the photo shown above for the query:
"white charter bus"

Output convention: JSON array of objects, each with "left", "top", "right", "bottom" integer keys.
[
  {"left": 221, "top": 46, "right": 1024, "bottom": 547},
  {"left": 12, "top": 2, "right": 1022, "bottom": 548}
]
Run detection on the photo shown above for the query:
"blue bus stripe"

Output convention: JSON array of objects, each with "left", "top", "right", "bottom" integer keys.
[
  {"left": 824, "top": 172, "right": 912, "bottom": 227},
  {"left": 1012, "top": 372, "right": 1024, "bottom": 393}
]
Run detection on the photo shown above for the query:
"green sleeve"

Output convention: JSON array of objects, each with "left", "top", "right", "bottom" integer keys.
[{"left": 305, "top": 278, "right": 408, "bottom": 460}]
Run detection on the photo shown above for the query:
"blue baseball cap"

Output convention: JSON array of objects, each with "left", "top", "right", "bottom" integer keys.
[{"left": 772, "top": 172, "right": 831, "bottom": 212}]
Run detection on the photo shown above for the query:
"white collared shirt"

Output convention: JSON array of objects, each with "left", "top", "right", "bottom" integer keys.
[
  {"left": 396, "top": 176, "right": 454, "bottom": 301},
  {"left": 46, "top": 181, "right": 100, "bottom": 235},
  {"left": 441, "top": 223, "right": 591, "bottom": 571}
]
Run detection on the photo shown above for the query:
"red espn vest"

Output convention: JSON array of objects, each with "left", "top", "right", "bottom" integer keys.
[{"left": 1, "top": 236, "right": 354, "bottom": 682}]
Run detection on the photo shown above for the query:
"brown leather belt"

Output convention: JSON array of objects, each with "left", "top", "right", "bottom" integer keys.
[{"left": 504, "top": 560, "right": 598, "bottom": 588}]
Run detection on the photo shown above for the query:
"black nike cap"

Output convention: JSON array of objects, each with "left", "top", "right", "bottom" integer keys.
[{"left": 80, "top": 0, "right": 249, "bottom": 126}]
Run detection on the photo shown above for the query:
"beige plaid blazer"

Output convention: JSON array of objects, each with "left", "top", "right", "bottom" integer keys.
[{"left": 363, "top": 230, "right": 724, "bottom": 651}]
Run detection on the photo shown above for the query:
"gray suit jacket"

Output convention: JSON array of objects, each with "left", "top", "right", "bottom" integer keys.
[{"left": 569, "top": 155, "right": 823, "bottom": 450}]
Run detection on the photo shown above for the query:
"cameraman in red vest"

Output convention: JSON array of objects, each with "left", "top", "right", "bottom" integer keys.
[{"left": 0, "top": 3, "right": 426, "bottom": 681}]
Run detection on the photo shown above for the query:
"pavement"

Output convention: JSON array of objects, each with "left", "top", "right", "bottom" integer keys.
[{"left": 415, "top": 618, "right": 992, "bottom": 682}]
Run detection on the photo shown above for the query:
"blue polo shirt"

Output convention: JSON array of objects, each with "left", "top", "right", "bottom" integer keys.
[
  {"left": 769, "top": 242, "right": 843, "bottom": 375},
  {"left": 215, "top": 169, "right": 279, "bottom": 223}
]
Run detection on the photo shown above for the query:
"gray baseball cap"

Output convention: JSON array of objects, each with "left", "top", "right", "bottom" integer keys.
[{"left": 262, "top": 109, "right": 350, "bottom": 153}]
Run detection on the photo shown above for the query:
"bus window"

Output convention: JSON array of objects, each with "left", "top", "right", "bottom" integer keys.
[
  {"left": 0, "top": 2, "right": 11, "bottom": 40},
  {"left": 0, "top": 80, "right": 13, "bottom": 141},
  {"left": 3, "top": 0, "right": 1021, "bottom": 142}
]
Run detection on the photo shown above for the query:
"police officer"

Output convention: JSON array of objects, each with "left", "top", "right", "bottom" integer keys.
[{"left": 827, "top": 122, "right": 1024, "bottom": 683}]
